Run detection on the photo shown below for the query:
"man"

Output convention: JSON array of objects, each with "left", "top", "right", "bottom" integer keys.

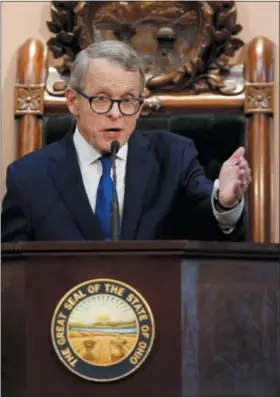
[{"left": 1, "top": 40, "right": 251, "bottom": 242}]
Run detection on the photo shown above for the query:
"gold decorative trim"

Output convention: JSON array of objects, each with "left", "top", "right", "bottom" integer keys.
[
  {"left": 244, "top": 82, "right": 274, "bottom": 114},
  {"left": 15, "top": 84, "right": 44, "bottom": 116}
]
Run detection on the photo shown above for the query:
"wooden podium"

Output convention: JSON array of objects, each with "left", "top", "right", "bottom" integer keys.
[{"left": 2, "top": 241, "right": 279, "bottom": 397}]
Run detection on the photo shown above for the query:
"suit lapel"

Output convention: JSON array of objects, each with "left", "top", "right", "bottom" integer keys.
[
  {"left": 48, "top": 128, "right": 104, "bottom": 240},
  {"left": 121, "top": 131, "right": 158, "bottom": 240}
]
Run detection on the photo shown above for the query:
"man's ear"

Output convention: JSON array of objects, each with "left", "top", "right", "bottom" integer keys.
[{"left": 65, "top": 87, "right": 79, "bottom": 116}]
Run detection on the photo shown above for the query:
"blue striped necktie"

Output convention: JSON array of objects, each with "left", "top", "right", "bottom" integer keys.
[{"left": 95, "top": 155, "right": 113, "bottom": 240}]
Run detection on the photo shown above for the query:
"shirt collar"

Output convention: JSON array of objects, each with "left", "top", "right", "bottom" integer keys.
[{"left": 73, "top": 127, "right": 128, "bottom": 168}]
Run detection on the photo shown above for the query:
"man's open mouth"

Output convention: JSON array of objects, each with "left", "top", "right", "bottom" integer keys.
[{"left": 104, "top": 128, "right": 122, "bottom": 134}]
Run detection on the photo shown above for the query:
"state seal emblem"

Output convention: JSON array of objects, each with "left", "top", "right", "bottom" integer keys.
[{"left": 51, "top": 279, "right": 155, "bottom": 382}]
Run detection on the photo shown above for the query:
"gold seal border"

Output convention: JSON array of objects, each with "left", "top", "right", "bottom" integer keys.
[{"left": 50, "top": 278, "right": 156, "bottom": 382}]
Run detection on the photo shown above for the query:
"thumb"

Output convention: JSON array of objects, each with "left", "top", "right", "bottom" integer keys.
[{"left": 229, "top": 146, "right": 245, "bottom": 163}]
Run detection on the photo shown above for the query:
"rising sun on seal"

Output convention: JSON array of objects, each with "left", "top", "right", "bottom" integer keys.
[{"left": 51, "top": 278, "right": 155, "bottom": 382}]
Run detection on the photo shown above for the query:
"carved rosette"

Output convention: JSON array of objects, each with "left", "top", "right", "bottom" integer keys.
[
  {"left": 46, "top": 1, "right": 244, "bottom": 95},
  {"left": 15, "top": 84, "right": 44, "bottom": 116},
  {"left": 244, "top": 83, "right": 274, "bottom": 114}
]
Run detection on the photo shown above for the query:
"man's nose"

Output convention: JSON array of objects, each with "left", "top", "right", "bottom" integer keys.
[{"left": 108, "top": 101, "right": 122, "bottom": 119}]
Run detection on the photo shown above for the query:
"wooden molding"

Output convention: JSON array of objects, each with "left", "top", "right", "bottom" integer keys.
[
  {"left": 15, "top": 39, "right": 46, "bottom": 157},
  {"left": 43, "top": 91, "right": 244, "bottom": 117},
  {"left": 245, "top": 36, "right": 274, "bottom": 243}
]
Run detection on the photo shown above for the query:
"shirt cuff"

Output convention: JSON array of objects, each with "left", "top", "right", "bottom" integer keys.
[{"left": 211, "top": 179, "right": 244, "bottom": 234}]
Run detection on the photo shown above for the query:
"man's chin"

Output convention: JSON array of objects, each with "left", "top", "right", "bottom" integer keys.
[
  {"left": 99, "top": 142, "right": 115, "bottom": 154},
  {"left": 102, "top": 139, "right": 125, "bottom": 153}
]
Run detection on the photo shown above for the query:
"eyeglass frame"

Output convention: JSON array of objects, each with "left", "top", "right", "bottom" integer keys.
[{"left": 73, "top": 87, "right": 144, "bottom": 116}]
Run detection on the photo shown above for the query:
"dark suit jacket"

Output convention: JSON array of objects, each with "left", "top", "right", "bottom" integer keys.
[{"left": 1, "top": 128, "right": 244, "bottom": 242}]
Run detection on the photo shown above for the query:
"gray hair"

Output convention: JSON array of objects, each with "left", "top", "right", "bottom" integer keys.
[{"left": 69, "top": 40, "right": 145, "bottom": 92}]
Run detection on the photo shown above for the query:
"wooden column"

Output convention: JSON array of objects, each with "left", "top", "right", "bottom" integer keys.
[
  {"left": 245, "top": 37, "right": 274, "bottom": 243},
  {"left": 15, "top": 39, "right": 46, "bottom": 157}
]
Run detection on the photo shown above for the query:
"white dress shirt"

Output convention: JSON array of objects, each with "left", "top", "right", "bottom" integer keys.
[
  {"left": 73, "top": 128, "right": 127, "bottom": 220},
  {"left": 73, "top": 128, "right": 244, "bottom": 234}
]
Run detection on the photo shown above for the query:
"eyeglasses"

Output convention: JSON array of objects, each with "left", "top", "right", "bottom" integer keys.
[{"left": 74, "top": 87, "right": 144, "bottom": 116}]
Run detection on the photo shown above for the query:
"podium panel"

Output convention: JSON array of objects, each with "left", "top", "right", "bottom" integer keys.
[{"left": 2, "top": 241, "right": 279, "bottom": 397}]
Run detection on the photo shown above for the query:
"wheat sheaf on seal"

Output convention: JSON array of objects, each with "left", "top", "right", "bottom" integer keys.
[{"left": 51, "top": 279, "right": 155, "bottom": 382}]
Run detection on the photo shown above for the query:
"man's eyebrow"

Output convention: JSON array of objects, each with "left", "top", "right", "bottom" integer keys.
[
  {"left": 91, "top": 89, "right": 111, "bottom": 95},
  {"left": 120, "top": 92, "right": 138, "bottom": 97},
  {"left": 92, "top": 90, "right": 139, "bottom": 97}
]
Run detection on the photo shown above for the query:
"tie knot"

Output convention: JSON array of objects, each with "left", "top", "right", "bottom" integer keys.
[{"left": 100, "top": 154, "right": 112, "bottom": 176}]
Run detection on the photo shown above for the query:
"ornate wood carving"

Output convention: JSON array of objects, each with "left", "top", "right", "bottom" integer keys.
[
  {"left": 15, "top": 84, "right": 44, "bottom": 116},
  {"left": 46, "top": 1, "right": 244, "bottom": 95},
  {"left": 244, "top": 82, "right": 274, "bottom": 114}
]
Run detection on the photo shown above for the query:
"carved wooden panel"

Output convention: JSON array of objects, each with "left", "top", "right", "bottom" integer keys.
[
  {"left": 46, "top": 1, "right": 244, "bottom": 95},
  {"left": 244, "top": 82, "right": 274, "bottom": 114},
  {"left": 15, "top": 84, "right": 44, "bottom": 116}
]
